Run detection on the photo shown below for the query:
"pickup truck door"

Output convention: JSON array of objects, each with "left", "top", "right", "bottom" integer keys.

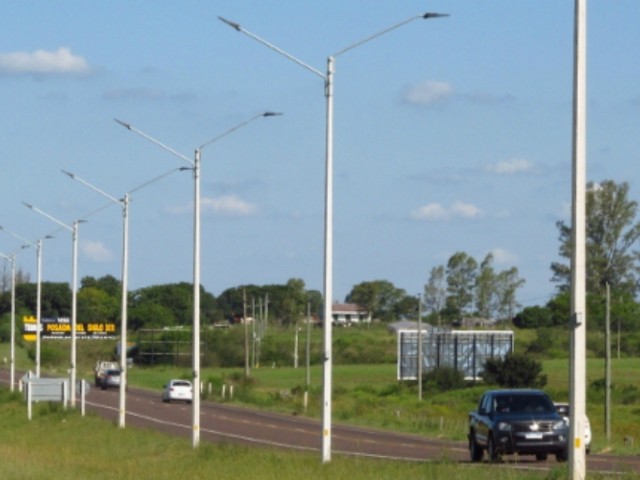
[{"left": 474, "top": 394, "right": 493, "bottom": 445}]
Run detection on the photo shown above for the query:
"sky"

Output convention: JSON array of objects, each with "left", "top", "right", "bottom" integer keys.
[{"left": 0, "top": 1, "right": 638, "bottom": 310}]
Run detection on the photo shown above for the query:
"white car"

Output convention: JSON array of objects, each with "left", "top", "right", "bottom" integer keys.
[
  {"left": 555, "top": 402, "right": 591, "bottom": 454},
  {"left": 162, "top": 379, "right": 193, "bottom": 404}
]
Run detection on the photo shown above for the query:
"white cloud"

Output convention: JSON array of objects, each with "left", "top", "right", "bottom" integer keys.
[
  {"left": 411, "top": 201, "right": 483, "bottom": 220},
  {"left": 402, "top": 80, "right": 453, "bottom": 106},
  {"left": 202, "top": 195, "right": 257, "bottom": 215},
  {"left": 0, "top": 47, "right": 89, "bottom": 75},
  {"left": 411, "top": 203, "right": 448, "bottom": 220},
  {"left": 491, "top": 247, "right": 518, "bottom": 264},
  {"left": 81, "top": 240, "right": 113, "bottom": 262},
  {"left": 450, "top": 201, "right": 483, "bottom": 218},
  {"left": 486, "top": 158, "right": 534, "bottom": 175}
]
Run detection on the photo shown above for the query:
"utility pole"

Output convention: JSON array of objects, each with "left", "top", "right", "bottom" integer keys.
[
  {"left": 605, "top": 283, "right": 611, "bottom": 443},
  {"left": 243, "top": 289, "right": 250, "bottom": 378},
  {"left": 418, "top": 294, "right": 423, "bottom": 401}
]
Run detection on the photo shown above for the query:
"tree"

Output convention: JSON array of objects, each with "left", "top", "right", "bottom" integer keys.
[
  {"left": 77, "top": 287, "right": 119, "bottom": 324},
  {"left": 494, "top": 267, "right": 525, "bottom": 321},
  {"left": 445, "top": 252, "right": 477, "bottom": 321},
  {"left": 1, "top": 263, "right": 30, "bottom": 293},
  {"left": 346, "top": 280, "right": 406, "bottom": 323},
  {"left": 513, "top": 305, "right": 553, "bottom": 329},
  {"left": 482, "top": 353, "right": 547, "bottom": 388},
  {"left": 551, "top": 180, "right": 640, "bottom": 297},
  {"left": 81, "top": 275, "right": 121, "bottom": 298},
  {"left": 475, "top": 254, "right": 496, "bottom": 320},
  {"left": 131, "top": 283, "right": 194, "bottom": 326},
  {"left": 424, "top": 266, "right": 446, "bottom": 325}
]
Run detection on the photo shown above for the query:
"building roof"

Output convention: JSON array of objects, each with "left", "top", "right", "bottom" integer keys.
[{"left": 332, "top": 303, "right": 367, "bottom": 314}]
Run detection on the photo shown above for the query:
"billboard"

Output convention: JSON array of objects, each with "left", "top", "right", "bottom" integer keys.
[
  {"left": 397, "top": 329, "right": 514, "bottom": 381},
  {"left": 22, "top": 315, "right": 117, "bottom": 341}
]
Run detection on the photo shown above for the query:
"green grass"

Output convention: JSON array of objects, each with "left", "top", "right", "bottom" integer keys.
[
  {"left": 2, "top": 389, "right": 636, "bottom": 480},
  {"left": 3, "top": 328, "right": 640, "bottom": 458}
]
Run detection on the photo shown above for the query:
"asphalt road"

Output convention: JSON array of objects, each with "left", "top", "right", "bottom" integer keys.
[{"left": 2, "top": 369, "right": 639, "bottom": 475}]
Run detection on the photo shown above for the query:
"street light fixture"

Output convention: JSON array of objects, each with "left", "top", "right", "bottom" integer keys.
[
  {"left": 219, "top": 12, "right": 448, "bottom": 463},
  {"left": 0, "top": 251, "right": 16, "bottom": 391},
  {"left": 116, "top": 111, "right": 282, "bottom": 448},
  {"left": 61, "top": 166, "right": 184, "bottom": 428},
  {"left": 0, "top": 226, "right": 52, "bottom": 378},
  {"left": 24, "top": 202, "right": 84, "bottom": 407}
]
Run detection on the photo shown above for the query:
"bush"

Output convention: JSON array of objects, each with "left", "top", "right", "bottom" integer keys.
[
  {"left": 482, "top": 353, "right": 547, "bottom": 388},
  {"left": 423, "top": 367, "right": 466, "bottom": 392}
]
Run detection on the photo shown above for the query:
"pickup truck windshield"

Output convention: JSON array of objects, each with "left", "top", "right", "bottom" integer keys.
[{"left": 493, "top": 394, "right": 555, "bottom": 414}]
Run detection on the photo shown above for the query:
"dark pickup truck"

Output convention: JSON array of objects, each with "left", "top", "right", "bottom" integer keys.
[{"left": 468, "top": 389, "right": 569, "bottom": 462}]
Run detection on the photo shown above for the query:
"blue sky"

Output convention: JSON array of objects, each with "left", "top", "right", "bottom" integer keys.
[{"left": 1, "top": 1, "right": 638, "bottom": 309}]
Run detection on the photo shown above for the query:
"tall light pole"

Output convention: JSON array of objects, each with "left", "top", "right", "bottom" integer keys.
[
  {"left": 0, "top": 226, "right": 51, "bottom": 378},
  {"left": 219, "top": 12, "right": 448, "bottom": 462},
  {"left": 24, "top": 203, "right": 83, "bottom": 407},
  {"left": 61, "top": 167, "right": 183, "bottom": 428},
  {"left": 0, "top": 252, "right": 16, "bottom": 391},
  {"left": 116, "top": 111, "right": 281, "bottom": 448},
  {"left": 570, "top": 0, "right": 587, "bottom": 478}
]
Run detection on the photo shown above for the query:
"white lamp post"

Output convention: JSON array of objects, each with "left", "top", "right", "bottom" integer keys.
[
  {"left": 116, "top": 111, "right": 281, "bottom": 448},
  {"left": 219, "top": 12, "right": 448, "bottom": 462},
  {"left": 0, "top": 251, "right": 16, "bottom": 391},
  {"left": 61, "top": 167, "right": 183, "bottom": 428},
  {"left": 0, "top": 226, "right": 51, "bottom": 378},
  {"left": 24, "top": 203, "right": 83, "bottom": 407}
]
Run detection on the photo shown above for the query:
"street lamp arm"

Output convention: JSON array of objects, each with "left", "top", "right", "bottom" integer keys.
[
  {"left": 62, "top": 169, "right": 122, "bottom": 205},
  {"left": 114, "top": 119, "right": 194, "bottom": 166},
  {"left": 218, "top": 16, "right": 325, "bottom": 79},
  {"left": 198, "top": 111, "right": 283, "bottom": 150},
  {"left": 0, "top": 226, "right": 35, "bottom": 247},
  {"left": 333, "top": 12, "right": 449, "bottom": 57},
  {"left": 23, "top": 202, "right": 73, "bottom": 232}
]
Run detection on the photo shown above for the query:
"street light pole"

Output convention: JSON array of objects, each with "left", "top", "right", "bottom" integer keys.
[
  {"left": 570, "top": 0, "right": 588, "bottom": 478},
  {"left": 62, "top": 167, "right": 183, "bottom": 428},
  {"left": 24, "top": 203, "right": 82, "bottom": 407},
  {"left": 116, "top": 111, "right": 281, "bottom": 448},
  {"left": 0, "top": 226, "right": 51, "bottom": 378},
  {"left": 219, "top": 12, "right": 448, "bottom": 462},
  {"left": 0, "top": 252, "right": 16, "bottom": 391}
]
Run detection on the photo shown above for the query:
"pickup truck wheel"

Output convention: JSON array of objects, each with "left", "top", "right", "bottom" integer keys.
[
  {"left": 555, "top": 449, "right": 568, "bottom": 462},
  {"left": 535, "top": 453, "right": 548, "bottom": 461},
  {"left": 469, "top": 432, "right": 484, "bottom": 462},
  {"left": 487, "top": 434, "right": 501, "bottom": 462}
]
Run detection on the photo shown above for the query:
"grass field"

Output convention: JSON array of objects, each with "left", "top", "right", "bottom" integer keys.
[
  {"left": 2, "top": 327, "right": 639, "bottom": 458},
  {"left": 2, "top": 389, "right": 638, "bottom": 480}
]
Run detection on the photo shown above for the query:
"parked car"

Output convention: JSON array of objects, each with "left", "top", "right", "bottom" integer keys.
[
  {"left": 469, "top": 389, "right": 569, "bottom": 462},
  {"left": 554, "top": 402, "right": 591, "bottom": 454},
  {"left": 162, "top": 379, "right": 193, "bottom": 403},
  {"left": 100, "top": 369, "right": 121, "bottom": 390}
]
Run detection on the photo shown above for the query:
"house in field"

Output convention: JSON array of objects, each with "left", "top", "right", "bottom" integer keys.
[{"left": 331, "top": 303, "right": 370, "bottom": 326}]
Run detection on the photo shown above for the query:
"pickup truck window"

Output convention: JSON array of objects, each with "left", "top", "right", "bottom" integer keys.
[
  {"left": 479, "top": 394, "right": 491, "bottom": 414},
  {"left": 493, "top": 393, "right": 555, "bottom": 414}
]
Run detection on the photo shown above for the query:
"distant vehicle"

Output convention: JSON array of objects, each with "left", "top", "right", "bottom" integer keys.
[
  {"left": 468, "top": 389, "right": 569, "bottom": 462},
  {"left": 100, "top": 369, "right": 121, "bottom": 390},
  {"left": 94, "top": 361, "right": 119, "bottom": 388},
  {"left": 554, "top": 402, "right": 591, "bottom": 454},
  {"left": 162, "top": 379, "right": 193, "bottom": 404}
]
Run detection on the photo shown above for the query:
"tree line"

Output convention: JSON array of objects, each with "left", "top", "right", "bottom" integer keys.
[{"left": 1, "top": 179, "right": 639, "bottom": 338}]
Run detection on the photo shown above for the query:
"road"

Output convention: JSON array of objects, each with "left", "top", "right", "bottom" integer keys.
[{"left": 2, "top": 369, "right": 639, "bottom": 475}]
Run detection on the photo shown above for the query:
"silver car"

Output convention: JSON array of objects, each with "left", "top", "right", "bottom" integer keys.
[
  {"left": 162, "top": 379, "right": 193, "bottom": 404},
  {"left": 100, "top": 369, "right": 121, "bottom": 390}
]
